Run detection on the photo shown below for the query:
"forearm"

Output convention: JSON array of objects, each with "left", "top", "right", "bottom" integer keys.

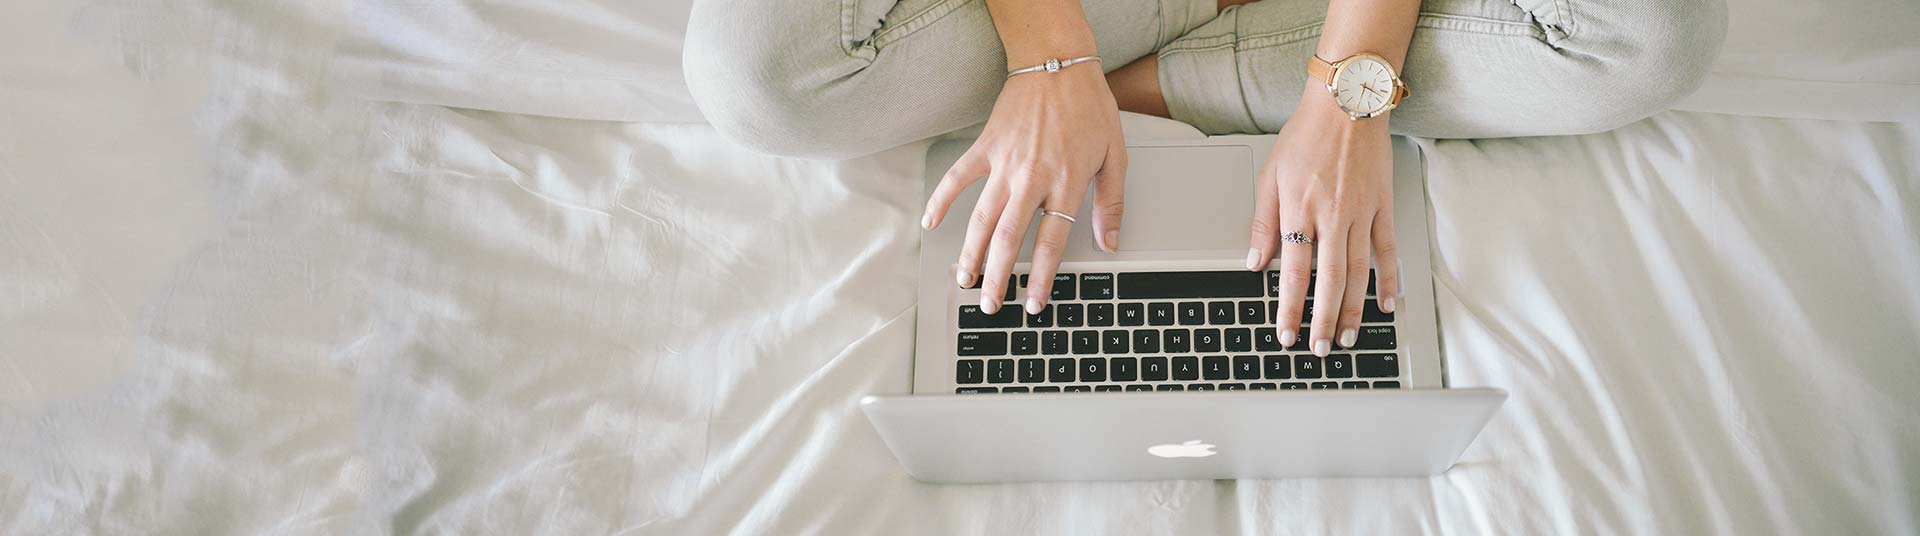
[
  {"left": 1316, "top": 0, "right": 1420, "bottom": 71},
  {"left": 985, "top": 0, "right": 1099, "bottom": 68}
]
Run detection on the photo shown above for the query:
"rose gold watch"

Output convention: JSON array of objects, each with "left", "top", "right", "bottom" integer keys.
[{"left": 1307, "top": 53, "right": 1409, "bottom": 120}]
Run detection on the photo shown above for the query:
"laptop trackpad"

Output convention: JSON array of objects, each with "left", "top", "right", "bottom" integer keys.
[{"left": 1118, "top": 145, "right": 1256, "bottom": 253}]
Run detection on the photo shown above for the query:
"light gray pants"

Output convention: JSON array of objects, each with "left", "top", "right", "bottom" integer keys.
[{"left": 685, "top": 0, "right": 1726, "bottom": 159}]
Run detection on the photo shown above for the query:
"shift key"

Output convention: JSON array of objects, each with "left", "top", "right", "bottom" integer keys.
[{"left": 958, "top": 305, "right": 1023, "bottom": 328}]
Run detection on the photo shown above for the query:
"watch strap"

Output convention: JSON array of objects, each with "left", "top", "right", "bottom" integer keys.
[{"left": 1307, "top": 55, "right": 1336, "bottom": 86}]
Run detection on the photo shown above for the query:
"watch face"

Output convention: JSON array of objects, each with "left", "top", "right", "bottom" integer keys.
[{"left": 1333, "top": 58, "right": 1395, "bottom": 115}]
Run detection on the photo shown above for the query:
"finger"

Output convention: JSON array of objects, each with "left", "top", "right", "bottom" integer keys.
[
  {"left": 1273, "top": 200, "right": 1314, "bottom": 350},
  {"left": 1090, "top": 144, "right": 1127, "bottom": 253},
  {"left": 955, "top": 173, "right": 1008, "bottom": 291},
  {"left": 1371, "top": 206, "right": 1401, "bottom": 314},
  {"left": 980, "top": 179, "right": 1043, "bottom": 314},
  {"left": 1246, "top": 168, "right": 1280, "bottom": 271},
  {"left": 1023, "top": 199, "right": 1081, "bottom": 313},
  {"left": 923, "top": 149, "right": 991, "bottom": 230},
  {"left": 1336, "top": 217, "right": 1372, "bottom": 350},
  {"left": 1308, "top": 221, "right": 1347, "bottom": 357}
]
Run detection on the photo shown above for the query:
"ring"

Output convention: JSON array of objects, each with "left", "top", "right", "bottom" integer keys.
[
  {"left": 1038, "top": 208, "right": 1077, "bottom": 224},
  {"left": 1281, "top": 231, "right": 1314, "bottom": 245}
]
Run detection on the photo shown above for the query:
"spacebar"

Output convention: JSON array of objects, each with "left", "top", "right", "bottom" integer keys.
[{"left": 1117, "top": 271, "right": 1265, "bottom": 299}]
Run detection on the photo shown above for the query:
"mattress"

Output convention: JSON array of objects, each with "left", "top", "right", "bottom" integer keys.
[{"left": 3, "top": 0, "right": 1917, "bottom": 534}]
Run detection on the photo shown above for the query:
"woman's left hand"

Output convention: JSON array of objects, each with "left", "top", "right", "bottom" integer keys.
[{"left": 1246, "top": 89, "right": 1400, "bottom": 357}]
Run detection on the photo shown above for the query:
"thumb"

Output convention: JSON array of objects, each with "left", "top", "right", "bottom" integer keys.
[{"left": 1090, "top": 143, "right": 1128, "bottom": 253}]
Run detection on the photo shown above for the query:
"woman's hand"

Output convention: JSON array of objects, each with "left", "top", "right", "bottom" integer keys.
[
  {"left": 1247, "top": 90, "right": 1399, "bottom": 357},
  {"left": 922, "top": 63, "right": 1128, "bottom": 314}
]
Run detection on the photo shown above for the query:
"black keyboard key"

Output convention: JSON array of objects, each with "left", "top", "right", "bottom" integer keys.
[
  {"left": 1110, "top": 357, "right": 1138, "bottom": 381},
  {"left": 1004, "top": 275, "right": 1017, "bottom": 302},
  {"left": 1193, "top": 329, "right": 1221, "bottom": 352},
  {"left": 1071, "top": 330, "right": 1099, "bottom": 354},
  {"left": 1088, "top": 303, "right": 1114, "bottom": 327},
  {"left": 1202, "top": 356, "right": 1230, "bottom": 380},
  {"left": 1357, "top": 354, "right": 1400, "bottom": 378},
  {"left": 1224, "top": 328, "right": 1252, "bottom": 352},
  {"left": 1172, "top": 356, "right": 1199, "bottom": 380},
  {"left": 956, "top": 360, "right": 984, "bottom": 384},
  {"left": 1363, "top": 299, "right": 1394, "bottom": 323},
  {"left": 1065, "top": 385, "right": 1092, "bottom": 393},
  {"left": 1011, "top": 331, "right": 1038, "bottom": 355},
  {"left": 1189, "top": 384, "right": 1216, "bottom": 391},
  {"left": 1056, "top": 303, "right": 1084, "bottom": 327},
  {"left": 1207, "top": 301, "right": 1236, "bottom": 324},
  {"left": 1118, "top": 303, "right": 1145, "bottom": 326},
  {"left": 1341, "top": 381, "right": 1370, "bottom": 389},
  {"left": 1251, "top": 382, "right": 1277, "bottom": 390},
  {"left": 1080, "top": 273, "right": 1114, "bottom": 300},
  {"left": 1118, "top": 271, "right": 1264, "bottom": 299},
  {"left": 1325, "top": 354, "right": 1353, "bottom": 378},
  {"left": 1079, "top": 358, "right": 1107, "bottom": 382},
  {"left": 956, "top": 387, "right": 997, "bottom": 394},
  {"left": 1373, "top": 381, "right": 1401, "bottom": 389},
  {"left": 1355, "top": 326, "right": 1397, "bottom": 350},
  {"left": 1148, "top": 302, "right": 1176, "bottom": 326},
  {"left": 1310, "top": 381, "right": 1338, "bottom": 390},
  {"left": 1048, "top": 358, "right": 1074, "bottom": 382},
  {"left": 1368, "top": 271, "right": 1376, "bottom": 296},
  {"left": 1156, "top": 384, "right": 1184, "bottom": 391},
  {"left": 1163, "top": 329, "right": 1191, "bottom": 353},
  {"left": 1267, "top": 270, "right": 1281, "bottom": 297},
  {"left": 1102, "top": 330, "right": 1129, "bottom": 354},
  {"left": 1132, "top": 330, "right": 1160, "bottom": 354},
  {"left": 1238, "top": 301, "right": 1265, "bottom": 324},
  {"left": 1004, "top": 386, "right": 1029, "bottom": 393},
  {"left": 1220, "top": 383, "right": 1246, "bottom": 391},
  {"left": 1176, "top": 301, "right": 1206, "bottom": 326},
  {"left": 958, "top": 305, "right": 1022, "bottom": 328},
  {"left": 1095, "top": 385, "right": 1121, "bottom": 392},
  {"left": 1042, "top": 331, "right": 1069, "bottom": 355},
  {"left": 1281, "top": 382, "right": 1307, "bottom": 390},
  {"left": 957, "top": 332, "right": 1007, "bottom": 356},
  {"left": 1035, "top": 386, "right": 1062, "bottom": 393},
  {"left": 1263, "top": 355, "right": 1292, "bottom": 379},
  {"left": 1141, "top": 357, "right": 1169, "bottom": 381},
  {"left": 1232, "top": 355, "right": 1260, "bottom": 380},
  {"left": 1017, "top": 358, "right": 1044, "bottom": 383},
  {"left": 988, "top": 359, "right": 1014, "bottom": 383},
  {"left": 1050, "top": 274, "right": 1076, "bottom": 301},
  {"left": 1255, "top": 327, "right": 1282, "bottom": 351},
  {"left": 1268, "top": 300, "right": 1278, "bottom": 322},
  {"left": 1125, "top": 384, "right": 1153, "bottom": 392},
  {"left": 1025, "top": 305, "right": 1053, "bottom": 328},
  {"left": 1294, "top": 355, "right": 1322, "bottom": 379}
]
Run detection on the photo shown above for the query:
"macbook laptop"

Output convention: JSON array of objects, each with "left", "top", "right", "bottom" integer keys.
[{"left": 862, "top": 134, "right": 1505, "bottom": 483}]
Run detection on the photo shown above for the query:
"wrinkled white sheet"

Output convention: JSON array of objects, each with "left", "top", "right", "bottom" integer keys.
[{"left": 3, "top": 0, "right": 1918, "bottom": 534}]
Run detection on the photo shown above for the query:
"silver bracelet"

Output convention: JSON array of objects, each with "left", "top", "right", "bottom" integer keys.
[{"left": 1005, "top": 56, "right": 1102, "bottom": 79}]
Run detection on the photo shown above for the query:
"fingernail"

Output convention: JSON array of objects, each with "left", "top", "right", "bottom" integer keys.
[
  {"left": 1281, "top": 330, "right": 1297, "bottom": 347},
  {"left": 1102, "top": 230, "right": 1119, "bottom": 253},
  {"left": 1338, "top": 329, "right": 1357, "bottom": 348},
  {"left": 921, "top": 212, "right": 934, "bottom": 230},
  {"left": 1025, "top": 297, "right": 1043, "bottom": 315},
  {"left": 1244, "top": 248, "right": 1260, "bottom": 271},
  {"left": 981, "top": 295, "right": 998, "bottom": 314},
  {"left": 1312, "top": 339, "right": 1330, "bottom": 357},
  {"left": 955, "top": 268, "right": 972, "bottom": 287},
  {"left": 1380, "top": 295, "right": 1395, "bottom": 313}
]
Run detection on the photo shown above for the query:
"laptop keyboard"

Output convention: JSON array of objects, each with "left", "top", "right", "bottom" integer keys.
[{"left": 953, "top": 270, "right": 1402, "bottom": 394}]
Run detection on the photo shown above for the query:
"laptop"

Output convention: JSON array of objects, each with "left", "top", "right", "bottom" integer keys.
[{"left": 861, "top": 134, "right": 1505, "bottom": 483}]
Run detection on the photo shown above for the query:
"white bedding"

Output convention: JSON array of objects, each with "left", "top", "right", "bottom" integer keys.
[{"left": 3, "top": 0, "right": 1918, "bottom": 534}]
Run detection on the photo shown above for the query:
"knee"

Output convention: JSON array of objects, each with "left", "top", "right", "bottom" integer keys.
[
  {"left": 1559, "top": 0, "right": 1728, "bottom": 133},
  {"left": 683, "top": 1, "right": 881, "bottom": 160}
]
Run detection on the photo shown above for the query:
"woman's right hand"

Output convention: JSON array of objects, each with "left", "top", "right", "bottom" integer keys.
[{"left": 921, "top": 61, "right": 1129, "bottom": 315}]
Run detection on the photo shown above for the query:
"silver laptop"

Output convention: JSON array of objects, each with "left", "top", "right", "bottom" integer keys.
[{"left": 862, "top": 134, "right": 1505, "bottom": 483}]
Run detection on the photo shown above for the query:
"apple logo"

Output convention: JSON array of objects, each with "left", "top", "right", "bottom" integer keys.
[{"left": 1147, "top": 440, "right": 1217, "bottom": 458}]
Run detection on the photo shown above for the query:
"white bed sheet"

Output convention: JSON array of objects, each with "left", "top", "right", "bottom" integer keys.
[{"left": 4, "top": 0, "right": 1918, "bottom": 534}]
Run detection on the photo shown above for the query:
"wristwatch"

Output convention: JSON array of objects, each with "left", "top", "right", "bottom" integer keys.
[{"left": 1307, "top": 53, "right": 1409, "bottom": 120}]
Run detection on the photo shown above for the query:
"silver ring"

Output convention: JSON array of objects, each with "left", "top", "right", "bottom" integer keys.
[
  {"left": 1037, "top": 208, "right": 1077, "bottom": 224},
  {"left": 1281, "top": 231, "right": 1314, "bottom": 245}
]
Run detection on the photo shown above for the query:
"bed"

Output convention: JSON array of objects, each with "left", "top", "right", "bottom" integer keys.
[{"left": 2, "top": 0, "right": 1915, "bottom": 533}]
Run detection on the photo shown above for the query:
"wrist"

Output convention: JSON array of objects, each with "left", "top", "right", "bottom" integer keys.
[{"left": 1298, "top": 83, "right": 1390, "bottom": 130}]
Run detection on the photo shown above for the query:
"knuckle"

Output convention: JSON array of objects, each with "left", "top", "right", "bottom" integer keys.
[
  {"left": 1250, "top": 213, "right": 1278, "bottom": 234},
  {"left": 1347, "top": 257, "right": 1372, "bottom": 274},
  {"left": 992, "top": 224, "right": 1024, "bottom": 244},
  {"left": 968, "top": 209, "right": 996, "bottom": 229},
  {"left": 1281, "top": 266, "right": 1313, "bottom": 287},
  {"left": 1032, "top": 234, "right": 1067, "bottom": 259}
]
